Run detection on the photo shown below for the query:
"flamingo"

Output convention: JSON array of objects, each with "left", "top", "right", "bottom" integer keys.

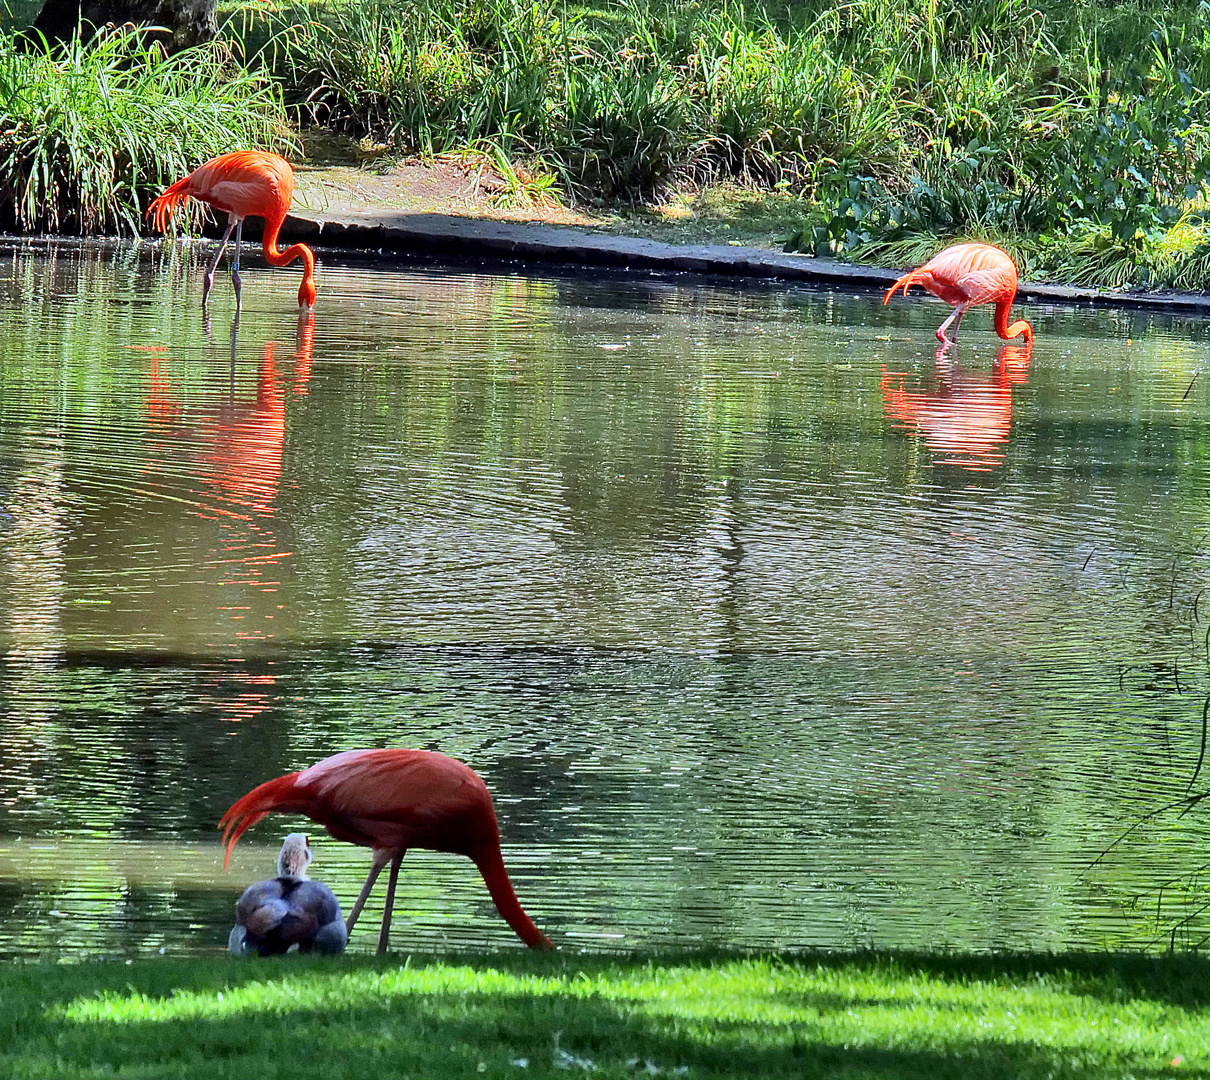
[
  {"left": 229, "top": 832, "right": 348, "bottom": 957},
  {"left": 219, "top": 749, "right": 553, "bottom": 952},
  {"left": 882, "top": 242, "right": 1033, "bottom": 345},
  {"left": 147, "top": 151, "right": 316, "bottom": 312}
]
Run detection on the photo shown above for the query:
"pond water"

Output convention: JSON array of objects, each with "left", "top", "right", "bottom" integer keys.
[{"left": 2, "top": 240, "right": 1210, "bottom": 960}]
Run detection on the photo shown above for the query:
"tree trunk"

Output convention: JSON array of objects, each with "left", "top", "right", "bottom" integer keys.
[{"left": 26, "top": 0, "right": 216, "bottom": 51}]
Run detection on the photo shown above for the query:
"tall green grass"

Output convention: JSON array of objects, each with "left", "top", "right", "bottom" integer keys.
[
  {"left": 4, "top": 0, "right": 1210, "bottom": 288},
  {"left": 238, "top": 0, "right": 920, "bottom": 198},
  {"left": 0, "top": 23, "right": 292, "bottom": 233}
]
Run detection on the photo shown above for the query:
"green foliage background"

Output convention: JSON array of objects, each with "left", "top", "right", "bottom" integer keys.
[{"left": 4, "top": 0, "right": 1210, "bottom": 285}]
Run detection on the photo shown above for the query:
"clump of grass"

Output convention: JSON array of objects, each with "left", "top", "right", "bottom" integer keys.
[
  {"left": 789, "top": 1, "right": 1210, "bottom": 285},
  {"left": 238, "top": 0, "right": 1210, "bottom": 279},
  {"left": 0, "top": 23, "right": 292, "bottom": 234},
  {"left": 238, "top": 0, "right": 914, "bottom": 200}
]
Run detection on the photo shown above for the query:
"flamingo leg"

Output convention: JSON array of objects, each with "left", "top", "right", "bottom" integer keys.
[
  {"left": 202, "top": 214, "right": 238, "bottom": 308},
  {"left": 344, "top": 851, "right": 390, "bottom": 936},
  {"left": 376, "top": 852, "right": 406, "bottom": 954},
  {"left": 935, "top": 303, "right": 969, "bottom": 344},
  {"left": 231, "top": 219, "right": 244, "bottom": 310}
]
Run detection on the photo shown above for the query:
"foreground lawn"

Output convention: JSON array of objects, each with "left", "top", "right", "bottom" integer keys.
[{"left": 3, "top": 950, "right": 1209, "bottom": 1079}]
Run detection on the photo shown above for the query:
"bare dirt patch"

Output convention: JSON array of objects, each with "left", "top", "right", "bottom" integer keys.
[
  {"left": 293, "top": 130, "right": 601, "bottom": 227},
  {"left": 294, "top": 128, "right": 804, "bottom": 250}
]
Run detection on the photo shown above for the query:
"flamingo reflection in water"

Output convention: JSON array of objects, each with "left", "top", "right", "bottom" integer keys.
[
  {"left": 142, "top": 314, "right": 314, "bottom": 519},
  {"left": 141, "top": 314, "right": 315, "bottom": 715},
  {"left": 880, "top": 343, "right": 1032, "bottom": 471},
  {"left": 203, "top": 313, "right": 314, "bottom": 509}
]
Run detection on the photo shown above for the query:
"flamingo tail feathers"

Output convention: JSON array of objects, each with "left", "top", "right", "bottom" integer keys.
[
  {"left": 146, "top": 177, "right": 195, "bottom": 233},
  {"left": 218, "top": 772, "right": 304, "bottom": 870},
  {"left": 883, "top": 270, "right": 928, "bottom": 305}
]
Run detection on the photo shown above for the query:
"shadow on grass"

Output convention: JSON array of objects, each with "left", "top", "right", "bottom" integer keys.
[{"left": 3, "top": 949, "right": 1208, "bottom": 1079}]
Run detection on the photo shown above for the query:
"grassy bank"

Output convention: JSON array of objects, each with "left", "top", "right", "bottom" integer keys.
[
  {"left": 0, "top": 22, "right": 291, "bottom": 233},
  {"left": 4, "top": 0, "right": 1210, "bottom": 287},
  {"left": 4, "top": 949, "right": 1210, "bottom": 1079}
]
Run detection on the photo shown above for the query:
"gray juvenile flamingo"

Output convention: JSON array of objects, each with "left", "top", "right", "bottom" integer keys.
[{"left": 229, "top": 832, "right": 347, "bottom": 956}]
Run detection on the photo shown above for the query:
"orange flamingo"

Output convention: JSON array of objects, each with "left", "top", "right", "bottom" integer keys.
[
  {"left": 882, "top": 242, "right": 1032, "bottom": 344},
  {"left": 219, "top": 749, "right": 554, "bottom": 952},
  {"left": 147, "top": 151, "right": 316, "bottom": 311}
]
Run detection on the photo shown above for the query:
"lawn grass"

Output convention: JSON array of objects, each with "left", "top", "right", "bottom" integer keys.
[{"left": 5, "top": 949, "right": 1209, "bottom": 1079}]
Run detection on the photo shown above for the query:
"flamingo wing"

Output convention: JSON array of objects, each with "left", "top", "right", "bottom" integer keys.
[
  {"left": 951, "top": 267, "right": 1014, "bottom": 306},
  {"left": 188, "top": 153, "right": 293, "bottom": 218},
  {"left": 297, "top": 749, "right": 490, "bottom": 828}
]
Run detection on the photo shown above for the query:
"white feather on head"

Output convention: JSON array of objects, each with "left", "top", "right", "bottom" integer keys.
[{"left": 276, "top": 832, "right": 312, "bottom": 879}]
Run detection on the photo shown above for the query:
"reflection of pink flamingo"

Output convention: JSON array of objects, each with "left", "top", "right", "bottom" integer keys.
[
  {"left": 880, "top": 343, "right": 1032, "bottom": 471},
  {"left": 200, "top": 316, "right": 314, "bottom": 513},
  {"left": 292, "top": 314, "right": 314, "bottom": 396},
  {"left": 883, "top": 243, "right": 1033, "bottom": 344}
]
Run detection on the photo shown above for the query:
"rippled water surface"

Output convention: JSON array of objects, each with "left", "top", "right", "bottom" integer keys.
[{"left": 2, "top": 240, "right": 1210, "bottom": 959}]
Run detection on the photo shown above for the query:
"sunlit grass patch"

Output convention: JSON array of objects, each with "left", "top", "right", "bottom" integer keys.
[{"left": 6, "top": 951, "right": 1210, "bottom": 1079}]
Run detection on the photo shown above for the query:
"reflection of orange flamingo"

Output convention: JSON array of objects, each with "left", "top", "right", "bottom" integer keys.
[
  {"left": 201, "top": 315, "right": 314, "bottom": 512},
  {"left": 199, "top": 348, "right": 286, "bottom": 515},
  {"left": 881, "top": 343, "right": 1032, "bottom": 471},
  {"left": 883, "top": 243, "right": 1033, "bottom": 344},
  {"left": 142, "top": 318, "right": 314, "bottom": 510},
  {"left": 220, "top": 749, "right": 555, "bottom": 953},
  {"left": 292, "top": 314, "right": 314, "bottom": 396},
  {"left": 139, "top": 318, "right": 315, "bottom": 654},
  {"left": 147, "top": 151, "right": 317, "bottom": 311},
  {"left": 144, "top": 353, "right": 183, "bottom": 425}
]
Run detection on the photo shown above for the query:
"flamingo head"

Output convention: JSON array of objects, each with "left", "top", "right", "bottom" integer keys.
[
  {"left": 276, "top": 832, "right": 312, "bottom": 879},
  {"left": 298, "top": 277, "right": 317, "bottom": 312}
]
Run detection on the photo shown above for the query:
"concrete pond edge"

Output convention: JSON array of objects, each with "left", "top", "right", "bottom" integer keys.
[
  {"left": 6, "top": 210, "right": 1210, "bottom": 316},
  {"left": 281, "top": 210, "right": 1210, "bottom": 316}
]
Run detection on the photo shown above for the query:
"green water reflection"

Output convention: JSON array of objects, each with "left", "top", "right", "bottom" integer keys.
[{"left": 1, "top": 241, "right": 1209, "bottom": 958}]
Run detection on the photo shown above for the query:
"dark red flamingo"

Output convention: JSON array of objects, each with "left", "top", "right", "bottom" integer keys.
[{"left": 219, "top": 749, "right": 553, "bottom": 952}]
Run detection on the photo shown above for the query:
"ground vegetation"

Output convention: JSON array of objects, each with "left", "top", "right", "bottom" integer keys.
[
  {"left": 2, "top": 0, "right": 1210, "bottom": 287},
  {"left": 5, "top": 949, "right": 1210, "bottom": 1078}
]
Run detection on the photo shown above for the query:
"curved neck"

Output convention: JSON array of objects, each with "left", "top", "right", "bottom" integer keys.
[
  {"left": 262, "top": 212, "right": 316, "bottom": 309},
  {"left": 473, "top": 844, "right": 552, "bottom": 950},
  {"left": 994, "top": 299, "right": 1033, "bottom": 342}
]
